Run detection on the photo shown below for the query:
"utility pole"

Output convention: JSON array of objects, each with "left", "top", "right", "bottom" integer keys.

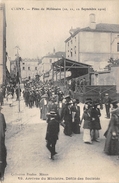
[{"left": 15, "top": 46, "right": 21, "bottom": 112}]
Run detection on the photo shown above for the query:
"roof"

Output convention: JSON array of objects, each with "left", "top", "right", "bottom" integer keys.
[
  {"left": 22, "top": 58, "right": 40, "bottom": 62},
  {"left": 82, "top": 23, "right": 119, "bottom": 33},
  {"left": 65, "top": 23, "right": 119, "bottom": 42},
  {"left": 41, "top": 51, "right": 66, "bottom": 59},
  {"left": 52, "top": 58, "right": 93, "bottom": 79}
]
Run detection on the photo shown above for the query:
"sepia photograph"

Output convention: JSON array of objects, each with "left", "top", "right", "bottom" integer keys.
[{"left": 0, "top": 0, "right": 119, "bottom": 182}]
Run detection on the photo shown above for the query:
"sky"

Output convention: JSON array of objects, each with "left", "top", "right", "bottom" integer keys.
[{"left": 3, "top": 0, "right": 119, "bottom": 60}]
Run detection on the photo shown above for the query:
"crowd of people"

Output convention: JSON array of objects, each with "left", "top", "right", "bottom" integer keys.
[
  {"left": 22, "top": 81, "right": 119, "bottom": 160},
  {"left": 0, "top": 83, "right": 22, "bottom": 108},
  {"left": 0, "top": 80, "right": 119, "bottom": 179}
]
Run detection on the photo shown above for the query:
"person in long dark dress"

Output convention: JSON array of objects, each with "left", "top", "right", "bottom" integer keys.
[
  {"left": 104, "top": 100, "right": 119, "bottom": 155},
  {"left": 40, "top": 94, "right": 48, "bottom": 120},
  {"left": 80, "top": 101, "right": 92, "bottom": 144},
  {"left": 91, "top": 101, "right": 101, "bottom": 142},
  {"left": 0, "top": 106, "right": 7, "bottom": 181},
  {"left": 71, "top": 99, "right": 80, "bottom": 134},
  {"left": 61, "top": 101, "right": 73, "bottom": 137},
  {"left": 0, "top": 89, "right": 3, "bottom": 106},
  {"left": 45, "top": 111, "right": 60, "bottom": 160}
]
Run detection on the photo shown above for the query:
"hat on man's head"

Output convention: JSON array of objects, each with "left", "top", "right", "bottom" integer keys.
[
  {"left": 105, "top": 93, "right": 109, "bottom": 96},
  {"left": 93, "top": 100, "right": 99, "bottom": 106},
  {"left": 66, "top": 100, "right": 73, "bottom": 105},
  {"left": 73, "top": 99, "right": 76, "bottom": 103},
  {"left": 41, "top": 94, "right": 48, "bottom": 98},
  {"left": 64, "top": 95, "right": 71, "bottom": 99},
  {"left": 86, "top": 98, "right": 92, "bottom": 101},
  {"left": 85, "top": 101, "right": 91, "bottom": 105},
  {"left": 49, "top": 111, "right": 57, "bottom": 117},
  {"left": 85, "top": 98, "right": 92, "bottom": 104}
]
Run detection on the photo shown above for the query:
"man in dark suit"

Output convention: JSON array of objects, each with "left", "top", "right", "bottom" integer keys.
[
  {"left": 103, "top": 93, "right": 112, "bottom": 118},
  {"left": 45, "top": 111, "right": 60, "bottom": 160}
]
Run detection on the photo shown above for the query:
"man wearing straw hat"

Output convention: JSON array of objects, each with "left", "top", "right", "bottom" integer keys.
[{"left": 45, "top": 111, "right": 60, "bottom": 160}]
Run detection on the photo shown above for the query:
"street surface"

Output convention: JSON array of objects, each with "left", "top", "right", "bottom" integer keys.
[{"left": 2, "top": 97, "right": 119, "bottom": 183}]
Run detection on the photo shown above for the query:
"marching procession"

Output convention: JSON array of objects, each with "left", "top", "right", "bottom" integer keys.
[
  {"left": 0, "top": 79, "right": 119, "bottom": 181},
  {"left": 20, "top": 80, "right": 119, "bottom": 160}
]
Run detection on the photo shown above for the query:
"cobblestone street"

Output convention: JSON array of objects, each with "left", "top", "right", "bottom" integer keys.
[{"left": 2, "top": 98, "right": 119, "bottom": 183}]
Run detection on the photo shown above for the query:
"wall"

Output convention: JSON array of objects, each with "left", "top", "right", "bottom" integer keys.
[
  {"left": 21, "top": 60, "right": 40, "bottom": 79},
  {"left": 41, "top": 56, "right": 60, "bottom": 73},
  {"left": 79, "top": 31, "right": 119, "bottom": 68},
  {"left": 0, "top": 5, "right": 4, "bottom": 85},
  {"left": 65, "top": 34, "right": 79, "bottom": 61},
  {"left": 91, "top": 66, "right": 119, "bottom": 93},
  {"left": 65, "top": 30, "right": 119, "bottom": 67}
]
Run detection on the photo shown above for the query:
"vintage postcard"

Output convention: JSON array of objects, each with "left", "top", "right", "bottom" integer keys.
[{"left": 0, "top": 0, "right": 119, "bottom": 183}]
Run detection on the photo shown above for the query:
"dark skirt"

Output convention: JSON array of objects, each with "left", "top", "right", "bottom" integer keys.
[
  {"left": 91, "top": 118, "right": 101, "bottom": 130},
  {"left": 64, "top": 122, "right": 72, "bottom": 136},
  {"left": 104, "top": 128, "right": 119, "bottom": 155},
  {"left": 0, "top": 140, "right": 7, "bottom": 179},
  {"left": 72, "top": 122, "right": 80, "bottom": 134}
]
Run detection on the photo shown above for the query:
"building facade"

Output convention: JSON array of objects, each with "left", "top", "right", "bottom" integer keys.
[
  {"left": 40, "top": 50, "right": 65, "bottom": 81},
  {"left": 65, "top": 14, "right": 119, "bottom": 70},
  {"left": 0, "top": 3, "right": 6, "bottom": 86},
  {"left": 21, "top": 58, "right": 41, "bottom": 80},
  {"left": 10, "top": 58, "right": 41, "bottom": 81}
]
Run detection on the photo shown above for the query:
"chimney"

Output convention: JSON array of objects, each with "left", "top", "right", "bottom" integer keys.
[
  {"left": 69, "top": 26, "right": 74, "bottom": 36},
  {"left": 53, "top": 48, "right": 55, "bottom": 55},
  {"left": 89, "top": 13, "right": 96, "bottom": 29}
]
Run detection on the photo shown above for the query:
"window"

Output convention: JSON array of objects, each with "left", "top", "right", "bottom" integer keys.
[
  {"left": 68, "top": 42, "right": 69, "bottom": 46},
  {"left": 35, "top": 67, "right": 37, "bottom": 70},
  {"left": 28, "top": 67, "right": 30, "bottom": 70},
  {"left": 22, "top": 63, "right": 25, "bottom": 65},
  {"left": 75, "top": 37, "right": 76, "bottom": 41},
  {"left": 74, "top": 46, "right": 76, "bottom": 54},
  {"left": 50, "top": 59, "right": 52, "bottom": 63},
  {"left": 71, "top": 39, "right": 73, "bottom": 44},
  {"left": 70, "top": 48, "right": 73, "bottom": 57},
  {"left": 117, "top": 43, "right": 119, "bottom": 52},
  {"left": 23, "top": 67, "right": 25, "bottom": 70}
]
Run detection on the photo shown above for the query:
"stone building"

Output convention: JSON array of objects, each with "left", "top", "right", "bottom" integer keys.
[
  {"left": 10, "top": 58, "right": 41, "bottom": 81},
  {"left": 65, "top": 14, "right": 119, "bottom": 70},
  {"left": 40, "top": 49, "right": 65, "bottom": 81}
]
